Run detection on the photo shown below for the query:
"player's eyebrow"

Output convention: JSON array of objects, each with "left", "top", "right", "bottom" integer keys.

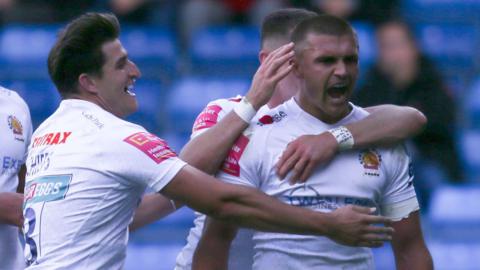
[{"left": 115, "top": 55, "right": 128, "bottom": 69}]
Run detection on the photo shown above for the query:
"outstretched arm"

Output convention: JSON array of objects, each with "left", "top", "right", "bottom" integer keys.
[
  {"left": 162, "top": 165, "right": 393, "bottom": 244},
  {"left": 276, "top": 105, "right": 426, "bottom": 183},
  {"left": 391, "top": 211, "right": 433, "bottom": 270},
  {"left": 351, "top": 105, "right": 426, "bottom": 148}
]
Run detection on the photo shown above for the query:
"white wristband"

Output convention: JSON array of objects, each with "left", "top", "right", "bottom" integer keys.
[
  {"left": 327, "top": 126, "right": 354, "bottom": 151},
  {"left": 233, "top": 97, "right": 257, "bottom": 123}
]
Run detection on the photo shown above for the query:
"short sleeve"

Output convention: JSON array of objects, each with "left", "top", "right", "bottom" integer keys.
[
  {"left": 380, "top": 144, "right": 419, "bottom": 220},
  {"left": 111, "top": 131, "right": 187, "bottom": 192},
  {"left": 216, "top": 133, "right": 262, "bottom": 188},
  {"left": 190, "top": 97, "right": 241, "bottom": 139}
]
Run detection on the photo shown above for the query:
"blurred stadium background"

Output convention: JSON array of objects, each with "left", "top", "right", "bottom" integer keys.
[{"left": 1, "top": 0, "right": 480, "bottom": 269}]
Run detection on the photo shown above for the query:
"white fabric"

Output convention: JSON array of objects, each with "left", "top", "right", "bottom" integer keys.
[
  {"left": 0, "top": 86, "right": 32, "bottom": 270},
  {"left": 217, "top": 98, "right": 419, "bottom": 270},
  {"left": 176, "top": 96, "right": 272, "bottom": 270},
  {"left": 23, "top": 99, "right": 186, "bottom": 270}
]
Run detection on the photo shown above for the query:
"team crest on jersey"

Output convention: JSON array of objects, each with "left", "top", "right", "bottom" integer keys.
[
  {"left": 256, "top": 111, "right": 287, "bottom": 126},
  {"left": 7, "top": 115, "right": 24, "bottom": 141},
  {"left": 358, "top": 149, "right": 382, "bottom": 176},
  {"left": 124, "top": 132, "right": 176, "bottom": 164}
]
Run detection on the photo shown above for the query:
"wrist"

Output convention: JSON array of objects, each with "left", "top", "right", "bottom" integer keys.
[
  {"left": 233, "top": 96, "right": 257, "bottom": 123},
  {"left": 327, "top": 126, "right": 354, "bottom": 151}
]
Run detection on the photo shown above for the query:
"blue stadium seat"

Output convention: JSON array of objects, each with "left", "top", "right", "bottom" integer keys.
[
  {"left": 188, "top": 26, "right": 260, "bottom": 77},
  {"left": 402, "top": 0, "right": 480, "bottom": 22},
  {"left": 0, "top": 25, "right": 59, "bottom": 80},
  {"left": 126, "top": 79, "right": 165, "bottom": 134},
  {"left": 0, "top": 79, "right": 60, "bottom": 129},
  {"left": 121, "top": 26, "right": 177, "bottom": 81},
  {"left": 415, "top": 23, "right": 477, "bottom": 79},
  {"left": 165, "top": 76, "right": 250, "bottom": 134},
  {"left": 465, "top": 79, "right": 480, "bottom": 129},
  {"left": 458, "top": 130, "right": 480, "bottom": 181}
]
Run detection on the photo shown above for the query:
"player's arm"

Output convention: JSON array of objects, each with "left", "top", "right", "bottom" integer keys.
[
  {"left": 350, "top": 105, "right": 426, "bottom": 148},
  {"left": 391, "top": 211, "right": 433, "bottom": 270},
  {"left": 0, "top": 192, "right": 24, "bottom": 227},
  {"left": 277, "top": 105, "right": 427, "bottom": 183},
  {"left": 161, "top": 165, "right": 394, "bottom": 244},
  {"left": 129, "top": 193, "right": 178, "bottom": 231},
  {"left": 17, "top": 164, "right": 26, "bottom": 193},
  {"left": 192, "top": 218, "right": 238, "bottom": 270},
  {"left": 180, "top": 43, "right": 295, "bottom": 174}
]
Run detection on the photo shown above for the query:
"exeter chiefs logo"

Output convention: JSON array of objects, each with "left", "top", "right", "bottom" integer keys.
[
  {"left": 359, "top": 149, "right": 381, "bottom": 176},
  {"left": 8, "top": 115, "right": 24, "bottom": 142}
]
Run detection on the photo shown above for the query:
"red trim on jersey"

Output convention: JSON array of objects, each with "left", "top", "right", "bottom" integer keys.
[
  {"left": 124, "top": 132, "right": 176, "bottom": 164},
  {"left": 221, "top": 134, "right": 249, "bottom": 176},
  {"left": 192, "top": 104, "right": 223, "bottom": 133}
]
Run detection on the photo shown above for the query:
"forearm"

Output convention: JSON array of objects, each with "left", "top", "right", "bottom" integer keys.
[
  {"left": 129, "top": 193, "right": 178, "bottom": 231},
  {"left": 192, "top": 218, "right": 237, "bottom": 270},
  {"left": 17, "top": 164, "right": 26, "bottom": 193},
  {"left": 395, "top": 244, "right": 433, "bottom": 270},
  {"left": 0, "top": 192, "right": 24, "bottom": 227},
  {"left": 392, "top": 211, "right": 433, "bottom": 270},
  {"left": 162, "top": 166, "right": 330, "bottom": 236},
  {"left": 180, "top": 111, "right": 249, "bottom": 175},
  {"left": 348, "top": 105, "right": 426, "bottom": 148}
]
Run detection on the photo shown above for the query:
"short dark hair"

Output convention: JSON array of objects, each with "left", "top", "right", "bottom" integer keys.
[
  {"left": 48, "top": 12, "right": 120, "bottom": 97},
  {"left": 291, "top": 14, "right": 356, "bottom": 46},
  {"left": 260, "top": 8, "right": 317, "bottom": 48}
]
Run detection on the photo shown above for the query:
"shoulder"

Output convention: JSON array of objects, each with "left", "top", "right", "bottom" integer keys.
[{"left": 0, "top": 86, "right": 30, "bottom": 114}]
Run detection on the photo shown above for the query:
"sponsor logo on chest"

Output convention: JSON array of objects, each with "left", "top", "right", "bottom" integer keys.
[
  {"left": 32, "top": 132, "right": 72, "bottom": 148},
  {"left": 24, "top": 174, "right": 72, "bottom": 206}
]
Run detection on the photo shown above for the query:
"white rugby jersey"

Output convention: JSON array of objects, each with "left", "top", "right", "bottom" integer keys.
[
  {"left": 217, "top": 98, "right": 419, "bottom": 270},
  {"left": 23, "top": 99, "right": 186, "bottom": 269},
  {"left": 175, "top": 96, "right": 274, "bottom": 270},
  {"left": 0, "top": 86, "right": 32, "bottom": 270}
]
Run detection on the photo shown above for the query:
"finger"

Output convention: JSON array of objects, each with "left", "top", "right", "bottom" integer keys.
[
  {"left": 357, "top": 241, "right": 384, "bottom": 248},
  {"left": 277, "top": 151, "right": 300, "bottom": 180},
  {"left": 364, "top": 215, "right": 394, "bottom": 226},
  {"left": 361, "top": 232, "right": 392, "bottom": 242},
  {"left": 276, "top": 145, "right": 297, "bottom": 178},
  {"left": 364, "top": 225, "right": 394, "bottom": 236},
  {"left": 350, "top": 205, "right": 375, "bottom": 214},
  {"left": 266, "top": 50, "right": 295, "bottom": 77},
  {"left": 298, "top": 160, "right": 315, "bottom": 183},
  {"left": 289, "top": 157, "right": 308, "bottom": 185},
  {"left": 263, "top": 42, "right": 294, "bottom": 67},
  {"left": 270, "top": 61, "right": 294, "bottom": 83}
]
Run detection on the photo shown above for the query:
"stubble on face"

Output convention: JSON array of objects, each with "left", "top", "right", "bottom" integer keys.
[{"left": 294, "top": 33, "right": 358, "bottom": 124}]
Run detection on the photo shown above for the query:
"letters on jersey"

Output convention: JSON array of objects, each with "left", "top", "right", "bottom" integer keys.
[
  {"left": 123, "top": 132, "right": 176, "bottom": 164},
  {"left": 32, "top": 132, "right": 72, "bottom": 148},
  {"left": 24, "top": 174, "right": 72, "bottom": 206},
  {"left": 192, "top": 104, "right": 222, "bottom": 132},
  {"left": 222, "top": 134, "right": 249, "bottom": 176}
]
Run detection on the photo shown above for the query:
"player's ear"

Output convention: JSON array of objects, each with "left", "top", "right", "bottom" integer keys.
[
  {"left": 291, "top": 57, "right": 302, "bottom": 78},
  {"left": 78, "top": 73, "right": 98, "bottom": 94},
  {"left": 259, "top": 50, "right": 269, "bottom": 64}
]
